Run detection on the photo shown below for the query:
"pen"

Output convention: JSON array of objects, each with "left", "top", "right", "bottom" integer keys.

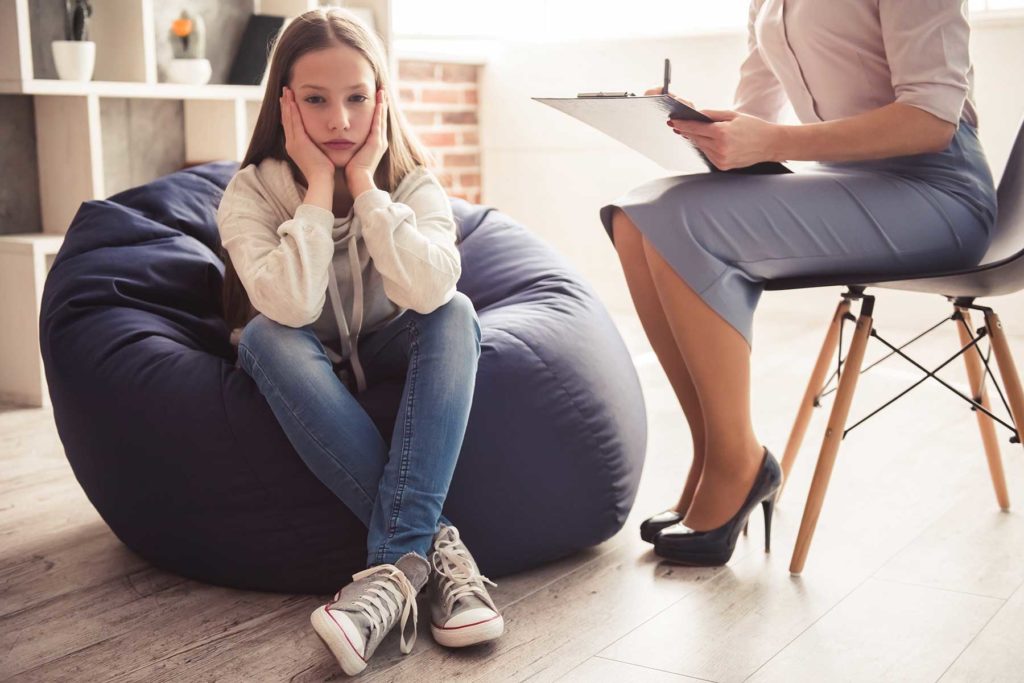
[{"left": 662, "top": 58, "right": 671, "bottom": 95}]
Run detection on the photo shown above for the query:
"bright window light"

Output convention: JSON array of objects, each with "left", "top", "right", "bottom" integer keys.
[
  {"left": 392, "top": 0, "right": 750, "bottom": 40},
  {"left": 393, "top": 0, "right": 1024, "bottom": 41},
  {"left": 973, "top": 0, "right": 1024, "bottom": 9}
]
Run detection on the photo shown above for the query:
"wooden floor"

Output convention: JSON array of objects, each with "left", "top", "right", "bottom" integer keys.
[{"left": 3, "top": 287, "right": 1024, "bottom": 682}]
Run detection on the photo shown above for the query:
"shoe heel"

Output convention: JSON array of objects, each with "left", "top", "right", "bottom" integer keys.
[
  {"left": 762, "top": 496, "right": 775, "bottom": 553},
  {"left": 654, "top": 448, "right": 781, "bottom": 567}
]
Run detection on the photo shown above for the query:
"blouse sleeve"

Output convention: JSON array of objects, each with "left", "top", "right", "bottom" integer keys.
[
  {"left": 733, "top": 0, "right": 789, "bottom": 122},
  {"left": 878, "top": 0, "right": 971, "bottom": 126}
]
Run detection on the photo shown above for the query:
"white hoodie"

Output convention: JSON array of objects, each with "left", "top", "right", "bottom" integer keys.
[{"left": 217, "top": 157, "right": 461, "bottom": 392}]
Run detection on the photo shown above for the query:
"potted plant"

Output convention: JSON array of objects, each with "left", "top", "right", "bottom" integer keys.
[
  {"left": 166, "top": 10, "right": 211, "bottom": 85},
  {"left": 52, "top": 0, "right": 95, "bottom": 82}
]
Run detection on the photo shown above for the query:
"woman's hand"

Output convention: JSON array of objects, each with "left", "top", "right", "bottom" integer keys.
[
  {"left": 645, "top": 89, "right": 780, "bottom": 169},
  {"left": 669, "top": 110, "right": 783, "bottom": 171},
  {"left": 280, "top": 86, "right": 336, "bottom": 186},
  {"left": 346, "top": 89, "right": 388, "bottom": 199}
]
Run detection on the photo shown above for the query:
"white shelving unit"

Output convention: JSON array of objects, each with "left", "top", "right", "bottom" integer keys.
[
  {"left": 0, "top": 78, "right": 266, "bottom": 100},
  {"left": 0, "top": 235, "right": 65, "bottom": 407},
  {"left": 0, "top": 0, "right": 392, "bottom": 406}
]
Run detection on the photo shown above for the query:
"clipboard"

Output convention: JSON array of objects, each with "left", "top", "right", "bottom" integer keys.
[{"left": 533, "top": 93, "right": 791, "bottom": 175}]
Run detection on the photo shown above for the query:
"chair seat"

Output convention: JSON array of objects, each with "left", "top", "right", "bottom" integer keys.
[
  {"left": 769, "top": 115, "right": 1024, "bottom": 300},
  {"left": 764, "top": 250, "right": 1024, "bottom": 299}
]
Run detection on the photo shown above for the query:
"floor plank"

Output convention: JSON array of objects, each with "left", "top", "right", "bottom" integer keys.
[
  {"left": 940, "top": 579, "right": 1024, "bottom": 683},
  {"left": 746, "top": 578, "right": 1002, "bottom": 683},
  {"left": 559, "top": 657, "right": 707, "bottom": 682},
  {"left": 875, "top": 493, "right": 1024, "bottom": 600},
  {"left": 0, "top": 521, "right": 146, "bottom": 619}
]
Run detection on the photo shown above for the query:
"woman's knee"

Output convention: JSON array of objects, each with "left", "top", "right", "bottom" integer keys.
[
  {"left": 611, "top": 209, "right": 649, "bottom": 273},
  {"left": 611, "top": 208, "right": 643, "bottom": 247}
]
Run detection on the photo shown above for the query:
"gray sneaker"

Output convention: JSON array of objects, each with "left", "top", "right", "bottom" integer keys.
[
  {"left": 428, "top": 525, "right": 504, "bottom": 647},
  {"left": 310, "top": 552, "right": 430, "bottom": 676}
]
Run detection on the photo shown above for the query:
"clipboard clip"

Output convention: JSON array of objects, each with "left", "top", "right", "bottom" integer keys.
[
  {"left": 577, "top": 58, "right": 669, "bottom": 98},
  {"left": 577, "top": 91, "right": 636, "bottom": 98}
]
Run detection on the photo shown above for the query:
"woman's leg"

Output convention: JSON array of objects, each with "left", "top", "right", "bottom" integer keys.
[
  {"left": 638, "top": 226, "right": 764, "bottom": 531},
  {"left": 611, "top": 208, "right": 706, "bottom": 514},
  {"left": 357, "top": 292, "right": 481, "bottom": 566},
  {"left": 611, "top": 165, "right": 991, "bottom": 532},
  {"left": 237, "top": 314, "right": 388, "bottom": 528}
]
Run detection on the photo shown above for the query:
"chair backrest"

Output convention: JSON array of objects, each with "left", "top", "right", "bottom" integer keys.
[{"left": 984, "top": 115, "right": 1024, "bottom": 265}]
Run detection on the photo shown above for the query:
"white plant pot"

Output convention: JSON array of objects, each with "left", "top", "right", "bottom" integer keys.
[
  {"left": 51, "top": 40, "right": 95, "bottom": 82},
  {"left": 166, "top": 58, "right": 212, "bottom": 85}
]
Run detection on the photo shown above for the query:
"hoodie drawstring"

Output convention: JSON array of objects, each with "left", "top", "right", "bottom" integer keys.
[
  {"left": 346, "top": 228, "right": 366, "bottom": 393},
  {"left": 327, "top": 231, "right": 367, "bottom": 394}
]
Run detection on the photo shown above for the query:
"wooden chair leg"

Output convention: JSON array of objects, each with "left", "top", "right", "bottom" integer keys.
[
  {"left": 790, "top": 297, "right": 874, "bottom": 575},
  {"left": 984, "top": 310, "right": 1024, "bottom": 457},
  {"left": 956, "top": 307, "right": 1010, "bottom": 510},
  {"left": 778, "top": 298, "right": 852, "bottom": 501}
]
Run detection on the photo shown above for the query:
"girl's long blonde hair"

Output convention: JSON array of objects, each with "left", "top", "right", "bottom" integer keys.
[{"left": 221, "top": 7, "right": 431, "bottom": 331}]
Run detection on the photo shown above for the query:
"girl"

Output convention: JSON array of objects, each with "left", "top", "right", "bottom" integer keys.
[
  {"left": 216, "top": 8, "right": 503, "bottom": 676},
  {"left": 604, "top": 0, "right": 995, "bottom": 566}
]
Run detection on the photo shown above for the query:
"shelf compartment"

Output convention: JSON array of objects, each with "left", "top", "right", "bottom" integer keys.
[
  {"left": 185, "top": 98, "right": 251, "bottom": 165},
  {"left": 91, "top": 0, "right": 156, "bottom": 83},
  {"left": 0, "top": 233, "right": 65, "bottom": 407},
  {"left": 35, "top": 94, "right": 104, "bottom": 235}
]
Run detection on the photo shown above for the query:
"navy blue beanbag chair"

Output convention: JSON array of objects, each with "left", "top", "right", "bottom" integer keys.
[{"left": 39, "top": 161, "right": 647, "bottom": 594}]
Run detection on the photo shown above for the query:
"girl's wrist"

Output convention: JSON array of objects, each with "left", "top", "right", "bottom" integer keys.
[
  {"left": 346, "top": 169, "right": 376, "bottom": 199},
  {"left": 307, "top": 172, "right": 334, "bottom": 190},
  {"left": 303, "top": 175, "right": 334, "bottom": 213}
]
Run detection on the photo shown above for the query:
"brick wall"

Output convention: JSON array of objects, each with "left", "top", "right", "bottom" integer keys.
[{"left": 396, "top": 61, "right": 482, "bottom": 204}]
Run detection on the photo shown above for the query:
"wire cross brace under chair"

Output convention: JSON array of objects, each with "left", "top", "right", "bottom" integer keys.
[{"left": 811, "top": 296, "right": 1021, "bottom": 443}]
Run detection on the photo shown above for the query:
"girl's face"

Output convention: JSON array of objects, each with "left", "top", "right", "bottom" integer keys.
[{"left": 289, "top": 44, "right": 377, "bottom": 167}]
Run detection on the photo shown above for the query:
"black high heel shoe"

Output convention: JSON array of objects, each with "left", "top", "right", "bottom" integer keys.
[
  {"left": 653, "top": 448, "right": 781, "bottom": 566},
  {"left": 642, "top": 510, "right": 747, "bottom": 543},
  {"left": 640, "top": 510, "right": 683, "bottom": 543}
]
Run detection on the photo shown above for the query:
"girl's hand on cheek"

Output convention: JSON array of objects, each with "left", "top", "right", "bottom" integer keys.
[
  {"left": 346, "top": 89, "right": 388, "bottom": 197},
  {"left": 280, "top": 86, "right": 335, "bottom": 185}
]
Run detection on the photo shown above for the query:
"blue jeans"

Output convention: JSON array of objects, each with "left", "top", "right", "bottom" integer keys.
[{"left": 236, "top": 292, "right": 481, "bottom": 567}]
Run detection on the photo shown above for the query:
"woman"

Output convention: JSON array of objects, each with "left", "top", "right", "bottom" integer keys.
[
  {"left": 602, "top": 0, "right": 995, "bottom": 565},
  {"left": 217, "top": 9, "right": 503, "bottom": 676}
]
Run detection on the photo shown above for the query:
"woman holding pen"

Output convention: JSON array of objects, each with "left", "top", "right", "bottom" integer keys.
[{"left": 601, "top": 0, "right": 995, "bottom": 565}]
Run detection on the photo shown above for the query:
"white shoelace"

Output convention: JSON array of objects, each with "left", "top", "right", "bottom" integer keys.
[
  {"left": 328, "top": 564, "right": 419, "bottom": 654},
  {"left": 432, "top": 528, "right": 498, "bottom": 616}
]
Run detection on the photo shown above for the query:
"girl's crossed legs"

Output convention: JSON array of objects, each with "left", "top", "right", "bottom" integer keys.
[{"left": 236, "top": 291, "right": 481, "bottom": 566}]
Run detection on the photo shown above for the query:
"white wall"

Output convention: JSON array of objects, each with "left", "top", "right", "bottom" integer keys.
[{"left": 476, "top": 20, "right": 1024, "bottom": 331}]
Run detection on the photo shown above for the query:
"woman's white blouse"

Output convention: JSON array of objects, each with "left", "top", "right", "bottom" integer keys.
[{"left": 734, "top": 0, "right": 978, "bottom": 127}]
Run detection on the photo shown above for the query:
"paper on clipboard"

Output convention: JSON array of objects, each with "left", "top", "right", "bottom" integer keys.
[
  {"left": 533, "top": 94, "right": 791, "bottom": 175},
  {"left": 533, "top": 94, "right": 712, "bottom": 171}
]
